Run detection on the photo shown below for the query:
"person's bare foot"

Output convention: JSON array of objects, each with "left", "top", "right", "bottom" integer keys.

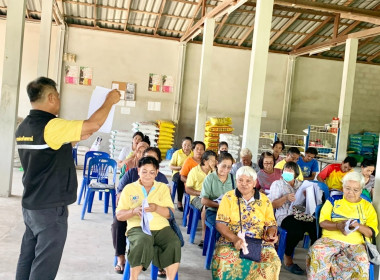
[{"left": 115, "top": 255, "right": 125, "bottom": 274}]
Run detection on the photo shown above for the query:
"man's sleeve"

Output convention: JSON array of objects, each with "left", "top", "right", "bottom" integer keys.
[
  {"left": 44, "top": 118, "right": 83, "bottom": 150},
  {"left": 311, "top": 159, "right": 319, "bottom": 173},
  {"left": 180, "top": 159, "right": 190, "bottom": 176},
  {"left": 318, "top": 165, "right": 332, "bottom": 180}
]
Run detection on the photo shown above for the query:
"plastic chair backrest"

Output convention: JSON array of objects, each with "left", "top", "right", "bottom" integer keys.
[
  {"left": 87, "top": 157, "right": 117, "bottom": 185},
  {"left": 83, "top": 151, "right": 110, "bottom": 176},
  {"left": 310, "top": 180, "right": 330, "bottom": 200},
  {"left": 315, "top": 204, "right": 323, "bottom": 238}
]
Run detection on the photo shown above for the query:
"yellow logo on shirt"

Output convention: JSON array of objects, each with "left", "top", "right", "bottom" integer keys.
[{"left": 16, "top": 136, "right": 33, "bottom": 141}]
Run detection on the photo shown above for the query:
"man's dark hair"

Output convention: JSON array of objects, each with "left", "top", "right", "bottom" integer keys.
[
  {"left": 258, "top": 152, "right": 275, "bottom": 169},
  {"left": 218, "top": 141, "right": 228, "bottom": 149},
  {"left": 283, "top": 161, "right": 300, "bottom": 178},
  {"left": 182, "top": 136, "right": 193, "bottom": 143},
  {"left": 361, "top": 159, "right": 375, "bottom": 168},
  {"left": 305, "top": 147, "right": 318, "bottom": 156},
  {"left": 192, "top": 141, "right": 205, "bottom": 151},
  {"left": 144, "top": 147, "right": 162, "bottom": 163},
  {"left": 201, "top": 150, "right": 217, "bottom": 166},
  {"left": 343, "top": 156, "right": 358, "bottom": 168},
  {"left": 138, "top": 156, "right": 159, "bottom": 169},
  {"left": 27, "top": 77, "right": 57, "bottom": 102},
  {"left": 287, "top": 147, "right": 301, "bottom": 155}
]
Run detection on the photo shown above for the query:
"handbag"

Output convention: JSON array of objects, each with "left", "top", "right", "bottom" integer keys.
[
  {"left": 236, "top": 189, "right": 262, "bottom": 262},
  {"left": 292, "top": 205, "right": 314, "bottom": 222},
  {"left": 168, "top": 208, "right": 184, "bottom": 247},
  {"left": 363, "top": 228, "right": 380, "bottom": 265}
]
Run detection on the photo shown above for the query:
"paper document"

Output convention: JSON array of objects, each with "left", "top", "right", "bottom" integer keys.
[
  {"left": 141, "top": 199, "right": 153, "bottom": 235},
  {"left": 87, "top": 86, "right": 116, "bottom": 133},
  {"left": 344, "top": 219, "right": 359, "bottom": 235}
]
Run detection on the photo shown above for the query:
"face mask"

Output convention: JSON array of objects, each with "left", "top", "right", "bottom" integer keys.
[{"left": 282, "top": 171, "right": 294, "bottom": 182}]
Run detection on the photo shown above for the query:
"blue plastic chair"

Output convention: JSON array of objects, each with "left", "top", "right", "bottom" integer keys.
[
  {"left": 72, "top": 144, "right": 78, "bottom": 166},
  {"left": 77, "top": 151, "right": 110, "bottom": 205},
  {"left": 277, "top": 227, "right": 288, "bottom": 262},
  {"left": 166, "top": 148, "right": 178, "bottom": 160},
  {"left": 81, "top": 157, "right": 117, "bottom": 220},
  {"left": 182, "top": 193, "right": 191, "bottom": 227},
  {"left": 203, "top": 220, "right": 217, "bottom": 270},
  {"left": 189, "top": 204, "right": 201, "bottom": 243}
]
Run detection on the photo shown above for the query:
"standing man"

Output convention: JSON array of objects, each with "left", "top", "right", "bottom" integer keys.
[{"left": 15, "top": 77, "right": 120, "bottom": 280}]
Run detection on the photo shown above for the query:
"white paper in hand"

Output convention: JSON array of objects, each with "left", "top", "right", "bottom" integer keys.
[
  {"left": 237, "top": 231, "right": 249, "bottom": 255},
  {"left": 87, "top": 86, "right": 116, "bottom": 133},
  {"left": 344, "top": 219, "right": 359, "bottom": 235},
  {"left": 141, "top": 199, "right": 153, "bottom": 235}
]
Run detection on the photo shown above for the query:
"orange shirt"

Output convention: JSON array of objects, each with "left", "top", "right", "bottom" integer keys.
[
  {"left": 180, "top": 157, "right": 198, "bottom": 177},
  {"left": 318, "top": 163, "right": 352, "bottom": 191}
]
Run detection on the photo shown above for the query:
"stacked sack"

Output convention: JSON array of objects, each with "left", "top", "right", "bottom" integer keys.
[
  {"left": 204, "top": 117, "right": 234, "bottom": 153},
  {"left": 132, "top": 121, "right": 159, "bottom": 147},
  {"left": 219, "top": 133, "right": 241, "bottom": 160},
  {"left": 109, "top": 130, "right": 132, "bottom": 159},
  {"left": 157, "top": 120, "right": 176, "bottom": 158}
]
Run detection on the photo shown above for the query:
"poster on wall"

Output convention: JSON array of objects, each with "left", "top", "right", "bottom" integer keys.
[
  {"left": 148, "top": 73, "right": 161, "bottom": 92},
  {"left": 65, "top": 65, "right": 79, "bottom": 84},
  {"left": 162, "top": 75, "right": 174, "bottom": 93},
  {"left": 126, "top": 82, "right": 136, "bottom": 100},
  {"left": 79, "top": 66, "right": 93, "bottom": 86}
]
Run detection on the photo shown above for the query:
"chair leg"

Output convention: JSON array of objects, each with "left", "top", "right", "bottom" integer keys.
[
  {"left": 369, "top": 263, "right": 374, "bottom": 280},
  {"left": 104, "top": 191, "right": 110, "bottom": 214},
  {"left": 81, "top": 188, "right": 92, "bottom": 220},
  {"left": 123, "top": 261, "right": 131, "bottom": 280},
  {"left": 99, "top": 192, "right": 103, "bottom": 201},
  {"left": 303, "top": 233, "right": 310, "bottom": 249},
  {"left": 187, "top": 207, "right": 193, "bottom": 235},
  {"left": 182, "top": 195, "right": 190, "bottom": 227},
  {"left": 87, "top": 191, "right": 95, "bottom": 213},
  {"left": 190, "top": 208, "right": 200, "bottom": 244},
  {"left": 171, "top": 183, "right": 177, "bottom": 202},
  {"left": 151, "top": 264, "right": 159, "bottom": 280},
  {"left": 203, "top": 225, "right": 210, "bottom": 256},
  {"left": 277, "top": 227, "right": 287, "bottom": 263},
  {"left": 111, "top": 190, "right": 116, "bottom": 217},
  {"left": 77, "top": 178, "right": 88, "bottom": 205},
  {"left": 205, "top": 226, "right": 216, "bottom": 270}
]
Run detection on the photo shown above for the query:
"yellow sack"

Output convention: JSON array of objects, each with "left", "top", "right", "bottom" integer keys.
[
  {"left": 205, "top": 137, "right": 219, "bottom": 143},
  {"left": 206, "top": 126, "right": 234, "bottom": 133},
  {"left": 205, "top": 131, "right": 221, "bottom": 137},
  {"left": 158, "top": 131, "right": 174, "bottom": 138},
  {"left": 205, "top": 142, "right": 218, "bottom": 148},
  {"left": 158, "top": 144, "right": 172, "bottom": 150},
  {"left": 159, "top": 127, "right": 175, "bottom": 134},
  {"left": 157, "top": 140, "right": 174, "bottom": 146},
  {"left": 157, "top": 120, "right": 175, "bottom": 129},
  {"left": 210, "top": 117, "right": 232, "bottom": 126},
  {"left": 158, "top": 136, "right": 174, "bottom": 142}
]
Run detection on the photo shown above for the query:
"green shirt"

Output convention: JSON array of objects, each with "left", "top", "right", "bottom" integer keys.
[{"left": 200, "top": 171, "right": 235, "bottom": 211}]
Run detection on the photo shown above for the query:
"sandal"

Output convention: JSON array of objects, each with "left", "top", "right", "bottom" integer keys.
[
  {"left": 158, "top": 269, "right": 166, "bottom": 278},
  {"left": 114, "top": 264, "right": 125, "bottom": 274},
  {"left": 284, "top": 263, "right": 304, "bottom": 275},
  {"left": 198, "top": 240, "right": 204, "bottom": 248}
]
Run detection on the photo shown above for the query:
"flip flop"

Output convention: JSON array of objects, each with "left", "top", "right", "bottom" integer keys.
[
  {"left": 284, "top": 263, "right": 304, "bottom": 275},
  {"left": 114, "top": 264, "right": 125, "bottom": 274}
]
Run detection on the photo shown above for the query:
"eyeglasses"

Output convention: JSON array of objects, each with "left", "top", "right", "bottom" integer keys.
[
  {"left": 219, "top": 164, "right": 232, "bottom": 170},
  {"left": 263, "top": 162, "right": 274, "bottom": 165},
  {"left": 343, "top": 187, "right": 361, "bottom": 194}
]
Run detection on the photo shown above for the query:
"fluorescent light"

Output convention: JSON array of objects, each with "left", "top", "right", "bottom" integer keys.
[{"left": 309, "top": 46, "right": 331, "bottom": 55}]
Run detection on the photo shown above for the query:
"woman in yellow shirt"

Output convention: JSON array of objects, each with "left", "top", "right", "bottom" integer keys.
[
  {"left": 212, "top": 166, "right": 281, "bottom": 280},
  {"left": 116, "top": 157, "right": 181, "bottom": 280},
  {"left": 307, "top": 172, "right": 378, "bottom": 279}
]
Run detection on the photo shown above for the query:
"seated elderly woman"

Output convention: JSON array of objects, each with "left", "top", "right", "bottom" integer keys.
[
  {"left": 268, "top": 161, "right": 317, "bottom": 275},
  {"left": 307, "top": 172, "right": 378, "bottom": 279},
  {"left": 116, "top": 157, "right": 181, "bottom": 280},
  {"left": 212, "top": 166, "right": 281, "bottom": 280}
]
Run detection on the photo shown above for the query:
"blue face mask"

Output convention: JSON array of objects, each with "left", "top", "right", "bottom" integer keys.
[{"left": 282, "top": 171, "right": 295, "bottom": 182}]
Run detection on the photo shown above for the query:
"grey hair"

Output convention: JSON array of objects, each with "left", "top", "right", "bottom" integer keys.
[
  {"left": 342, "top": 171, "right": 365, "bottom": 189},
  {"left": 236, "top": 166, "right": 257, "bottom": 181},
  {"left": 240, "top": 148, "right": 252, "bottom": 158}
]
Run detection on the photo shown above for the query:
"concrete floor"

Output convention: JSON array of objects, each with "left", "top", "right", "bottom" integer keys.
[{"left": 0, "top": 167, "right": 308, "bottom": 280}]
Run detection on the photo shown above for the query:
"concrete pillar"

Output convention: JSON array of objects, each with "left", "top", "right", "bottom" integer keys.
[
  {"left": 54, "top": 26, "right": 66, "bottom": 92},
  {"left": 194, "top": 18, "right": 215, "bottom": 141},
  {"left": 241, "top": 0, "right": 274, "bottom": 160},
  {"left": 337, "top": 38, "right": 358, "bottom": 161},
  {"left": 0, "top": 0, "right": 27, "bottom": 197},
  {"left": 37, "top": 0, "right": 54, "bottom": 77},
  {"left": 281, "top": 55, "right": 296, "bottom": 134}
]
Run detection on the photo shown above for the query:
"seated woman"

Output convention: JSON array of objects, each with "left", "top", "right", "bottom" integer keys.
[
  {"left": 361, "top": 159, "right": 375, "bottom": 199},
  {"left": 218, "top": 141, "right": 228, "bottom": 154},
  {"left": 185, "top": 150, "right": 217, "bottom": 248},
  {"left": 212, "top": 166, "right": 281, "bottom": 280},
  {"left": 119, "top": 140, "right": 150, "bottom": 179},
  {"left": 170, "top": 137, "right": 193, "bottom": 211},
  {"left": 201, "top": 152, "right": 235, "bottom": 227},
  {"left": 307, "top": 172, "right": 378, "bottom": 280},
  {"left": 117, "top": 131, "right": 144, "bottom": 168},
  {"left": 112, "top": 147, "right": 168, "bottom": 274},
  {"left": 257, "top": 152, "right": 282, "bottom": 195},
  {"left": 268, "top": 161, "right": 317, "bottom": 275},
  {"left": 116, "top": 157, "right": 181, "bottom": 280}
]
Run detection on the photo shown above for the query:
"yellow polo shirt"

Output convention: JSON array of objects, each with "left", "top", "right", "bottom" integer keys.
[
  {"left": 170, "top": 149, "right": 193, "bottom": 175},
  {"left": 320, "top": 197, "right": 378, "bottom": 244},
  {"left": 44, "top": 118, "right": 83, "bottom": 150},
  {"left": 116, "top": 180, "right": 174, "bottom": 233},
  {"left": 274, "top": 159, "right": 304, "bottom": 181},
  {"left": 186, "top": 164, "right": 209, "bottom": 202}
]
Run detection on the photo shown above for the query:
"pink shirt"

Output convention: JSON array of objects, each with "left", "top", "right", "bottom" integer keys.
[{"left": 257, "top": 168, "right": 282, "bottom": 192}]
